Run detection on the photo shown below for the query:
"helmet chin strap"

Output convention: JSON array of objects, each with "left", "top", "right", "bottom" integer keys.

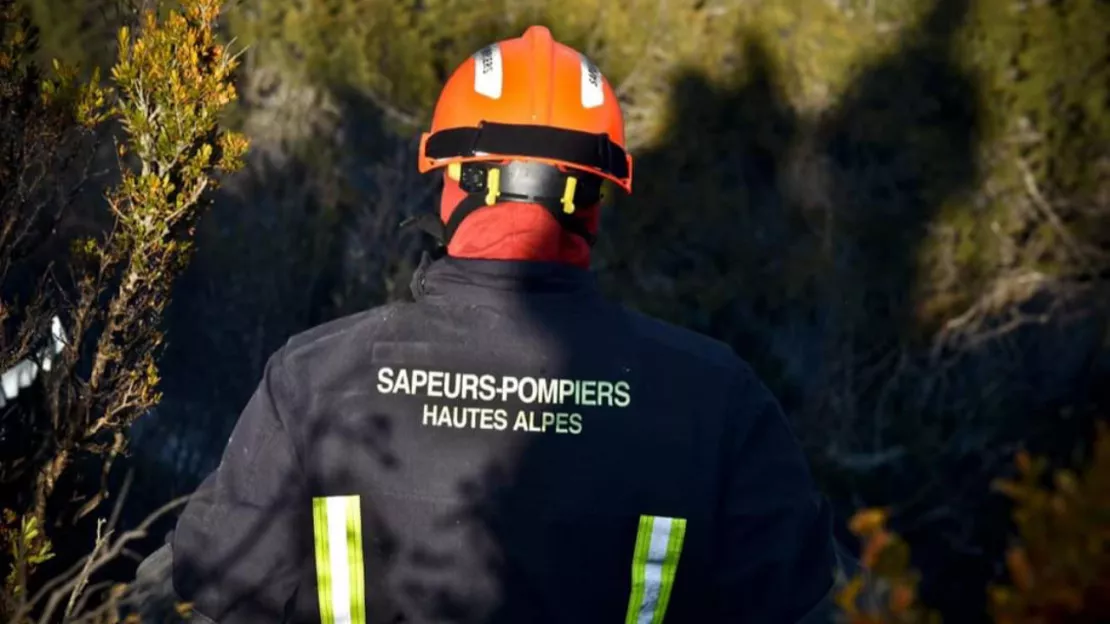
[{"left": 404, "top": 161, "right": 601, "bottom": 249}]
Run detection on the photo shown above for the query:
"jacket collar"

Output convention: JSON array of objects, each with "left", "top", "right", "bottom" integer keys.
[{"left": 410, "top": 252, "right": 600, "bottom": 302}]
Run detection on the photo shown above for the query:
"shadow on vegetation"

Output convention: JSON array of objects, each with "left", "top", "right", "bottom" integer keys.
[
  {"left": 602, "top": 0, "right": 979, "bottom": 384},
  {"left": 597, "top": 0, "right": 1014, "bottom": 617}
]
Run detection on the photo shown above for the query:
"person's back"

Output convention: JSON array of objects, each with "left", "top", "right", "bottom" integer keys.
[{"left": 153, "top": 26, "right": 840, "bottom": 623}]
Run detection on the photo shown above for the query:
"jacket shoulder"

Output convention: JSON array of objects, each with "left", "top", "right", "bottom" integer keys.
[
  {"left": 281, "top": 302, "right": 411, "bottom": 363},
  {"left": 621, "top": 307, "right": 748, "bottom": 375}
]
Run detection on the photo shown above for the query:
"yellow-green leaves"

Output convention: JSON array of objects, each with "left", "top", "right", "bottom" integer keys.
[
  {"left": 1, "top": 510, "right": 55, "bottom": 611},
  {"left": 111, "top": 0, "right": 246, "bottom": 184},
  {"left": 40, "top": 62, "right": 109, "bottom": 128},
  {"left": 101, "top": 0, "right": 248, "bottom": 270},
  {"left": 87, "top": 0, "right": 248, "bottom": 412},
  {"left": 1, "top": 0, "right": 244, "bottom": 619}
]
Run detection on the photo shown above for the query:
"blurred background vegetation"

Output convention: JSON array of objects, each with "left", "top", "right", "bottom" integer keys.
[{"left": 6, "top": 0, "right": 1108, "bottom": 619}]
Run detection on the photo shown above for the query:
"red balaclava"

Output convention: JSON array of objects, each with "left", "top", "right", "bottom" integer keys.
[{"left": 440, "top": 172, "right": 600, "bottom": 269}]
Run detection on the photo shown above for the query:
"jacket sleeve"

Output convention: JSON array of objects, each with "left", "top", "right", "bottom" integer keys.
[
  {"left": 171, "top": 346, "right": 309, "bottom": 622},
  {"left": 712, "top": 367, "right": 838, "bottom": 622}
]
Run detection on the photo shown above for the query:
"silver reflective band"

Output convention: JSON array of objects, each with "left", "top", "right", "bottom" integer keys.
[
  {"left": 473, "top": 44, "right": 503, "bottom": 99},
  {"left": 0, "top": 316, "right": 67, "bottom": 408},
  {"left": 625, "top": 515, "right": 687, "bottom": 624},
  {"left": 580, "top": 54, "right": 604, "bottom": 109}
]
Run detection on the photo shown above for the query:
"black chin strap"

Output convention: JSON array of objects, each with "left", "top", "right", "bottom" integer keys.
[
  {"left": 403, "top": 161, "right": 600, "bottom": 249},
  {"left": 400, "top": 213, "right": 449, "bottom": 250}
]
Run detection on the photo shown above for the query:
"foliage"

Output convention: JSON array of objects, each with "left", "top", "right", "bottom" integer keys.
[
  {"left": 4, "top": 490, "right": 193, "bottom": 624},
  {"left": 988, "top": 422, "right": 1110, "bottom": 622},
  {"left": 0, "top": 0, "right": 103, "bottom": 296},
  {"left": 836, "top": 508, "right": 942, "bottom": 624},
  {"left": 0, "top": 0, "right": 246, "bottom": 619},
  {"left": 0, "top": 511, "right": 54, "bottom": 617},
  {"left": 836, "top": 421, "right": 1110, "bottom": 622},
  {"left": 16, "top": 0, "right": 131, "bottom": 72}
]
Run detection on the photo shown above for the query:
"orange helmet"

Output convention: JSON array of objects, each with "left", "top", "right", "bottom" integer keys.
[{"left": 416, "top": 26, "right": 632, "bottom": 246}]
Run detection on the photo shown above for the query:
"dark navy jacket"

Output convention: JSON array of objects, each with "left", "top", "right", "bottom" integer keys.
[{"left": 169, "top": 255, "right": 838, "bottom": 623}]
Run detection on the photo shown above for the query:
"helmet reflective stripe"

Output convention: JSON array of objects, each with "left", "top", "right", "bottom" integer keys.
[
  {"left": 474, "top": 44, "right": 503, "bottom": 99},
  {"left": 625, "top": 515, "right": 687, "bottom": 624},
  {"left": 312, "top": 496, "right": 367, "bottom": 624},
  {"left": 580, "top": 55, "right": 604, "bottom": 109}
]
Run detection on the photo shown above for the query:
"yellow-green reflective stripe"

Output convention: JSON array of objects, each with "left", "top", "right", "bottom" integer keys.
[
  {"left": 312, "top": 496, "right": 366, "bottom": 624},
  {"left": 312, "top": 499, "right": 334, "bottom": 624},
  {"left": 625, "top": 515, "right": 687, "bottom": 624},
  {"left": 346, "top": 499, "right": 366, "bottom": 624}
]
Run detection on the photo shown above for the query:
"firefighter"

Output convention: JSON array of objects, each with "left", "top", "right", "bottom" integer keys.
[{"left": 152, "top": 25, "right": 840, "bottom": 623}]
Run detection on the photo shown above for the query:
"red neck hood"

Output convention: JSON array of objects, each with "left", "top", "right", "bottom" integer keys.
[{"left": 440, "top": 175, "right": 598, "bottom": 269}]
